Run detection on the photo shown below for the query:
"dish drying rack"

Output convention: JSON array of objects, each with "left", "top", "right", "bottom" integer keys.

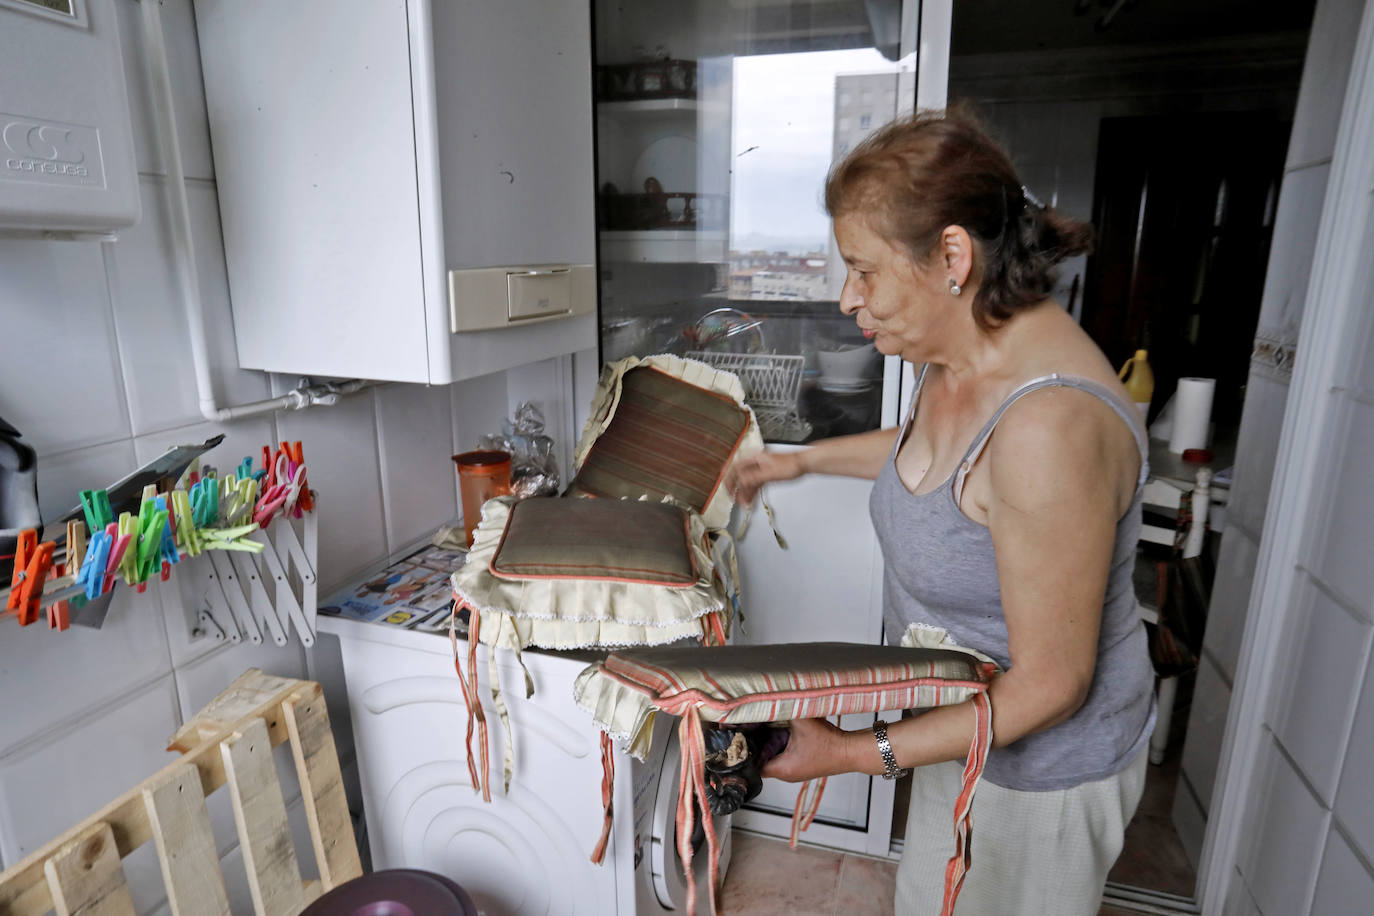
[{"left": 686, "top": 351, "right": 812, "bottom": 442}]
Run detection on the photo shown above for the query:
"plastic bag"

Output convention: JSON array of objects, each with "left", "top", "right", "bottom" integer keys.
[{"left": 478, "top": 402, "right": 560, "bottom": 498}]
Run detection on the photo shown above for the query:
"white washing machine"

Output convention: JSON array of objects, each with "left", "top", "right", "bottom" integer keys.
[{"left": 322, "top": 616, "right": 730, "bottom": 914}]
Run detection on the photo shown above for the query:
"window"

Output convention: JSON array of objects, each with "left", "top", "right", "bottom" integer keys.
[{"left": 860, "top": 114, "right": 872, "bottom": 129}]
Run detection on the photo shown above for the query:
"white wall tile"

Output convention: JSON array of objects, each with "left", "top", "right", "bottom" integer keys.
[
  {"left": 0, "top": 583, "right": 170, "bottom": 754},
  {"left": 1227, "top": 371, "right": 1293, "bottom": 540},
  {"left": 0, "top": 677, "right": 181, "bottom": 907},
  {"left": 451, "top": 369, "right": 510, "bottom": 455},
  {"left": 114, "top": 0, "right": 216, "bottom": 180},
  {"left": 374, "top": 383, "right": 459, "bottom": 552},
  {"left": 1180, "top": 654, "right": 1231, "bottom": 813},
  {"left": 1203, "top": 525, "right": 1261, "bottom": 681},
  {"left": 275, "top": 390, "right": 387, "bottom": 591},
  {"left": 0, "top": 238, "right": 131, "bottom": 455},
  {"left": 1272, "top": 578, "right": 1372, "bottom": 804},
  {"left": 1311, "top": 398, "right": 1374, "bottom": 614},
  {"left": 1254, "top": 163, "right": 1331, "bottom": 338},
  {"left": 1311, "top": 827, "right": 1374, "bottom": 915},
  {"left": 106, "top": 178, "right": 270, "bottom": 436},
  {"left": 33, "top": 438, "right": 139, "bottom": 523},
  {"left": 1335, "top": 657, "right": 1374, "bottom": 863},
  {"left": 505, "top": 356, "right": 577, "bottom": 485},
  {"left": 1240, "top": 735, "right": 1328, "bottom": 916},
  {"left": 1286, "top": 0, "right": 1368, "bottom": 168}
]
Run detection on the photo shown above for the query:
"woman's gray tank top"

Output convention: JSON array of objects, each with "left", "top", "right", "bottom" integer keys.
[{"left": 870, "top": 366, "right": 1157, "bottom": 791}]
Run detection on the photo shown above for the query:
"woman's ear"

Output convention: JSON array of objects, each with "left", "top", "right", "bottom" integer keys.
[{"left": 941, "top": 225, "right": 974, "bottom": 289}]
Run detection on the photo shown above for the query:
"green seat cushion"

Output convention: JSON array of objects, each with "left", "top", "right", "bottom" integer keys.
[{"left": 491, "top": 497, "right": 697, "bottom": 586}]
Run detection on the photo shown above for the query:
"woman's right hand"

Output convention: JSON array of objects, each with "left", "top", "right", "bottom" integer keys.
[{"left": 728, "top": 449, "right": 808, "bottom": 505}]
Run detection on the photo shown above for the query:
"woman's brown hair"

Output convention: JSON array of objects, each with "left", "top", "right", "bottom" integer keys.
[{"left": 824, "top": 105, "right": 1094, "bottom": 329}]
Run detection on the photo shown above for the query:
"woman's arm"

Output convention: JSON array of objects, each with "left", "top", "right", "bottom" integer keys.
[
  {"left": 729, "top": 426, "right": 899, "bottom": 505},
  {"left": 763, "top": 393, "right": 1133, "bottom": 780}
]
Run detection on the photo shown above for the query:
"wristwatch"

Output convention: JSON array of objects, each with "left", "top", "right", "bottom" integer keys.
[{"left": 872, "top": 719, "right": 910, "bottom": 780}]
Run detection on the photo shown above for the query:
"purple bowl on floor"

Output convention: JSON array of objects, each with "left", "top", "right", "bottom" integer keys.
[{"left": 300, "top": 869, "right": 478, "bottom": 916}]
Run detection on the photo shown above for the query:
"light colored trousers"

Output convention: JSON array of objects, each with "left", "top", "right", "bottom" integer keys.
[{"left": 895, "top": 749, "right": 1148, "bottom": 915}]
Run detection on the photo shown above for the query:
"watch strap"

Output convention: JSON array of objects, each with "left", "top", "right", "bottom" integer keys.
[{"left": 872, "top": 719, "right": 909, "bottom": 780}]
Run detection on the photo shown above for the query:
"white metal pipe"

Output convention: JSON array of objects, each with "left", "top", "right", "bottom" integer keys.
[{"left": 138, "top": 0, "right": 373, "bottom": 422}]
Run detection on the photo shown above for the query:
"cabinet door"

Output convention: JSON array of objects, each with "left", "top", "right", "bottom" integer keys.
[
  {"left": 430, "top": 0, "right": 596, "bottom": 270},
  {"left": 196, "top": 0, "right": 432, "bottom": 383}
]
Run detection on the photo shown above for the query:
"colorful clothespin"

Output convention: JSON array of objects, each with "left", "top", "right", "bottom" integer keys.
[
  {"left": 6, "top": 529, "right": 36, "bottom": 613},
  {"left": 77, "top": 531, "right": 111, "bottom": 600},
  {"left": 48, "top": 520, "right": 86, "bottom": 630},
  {"left": 171, "top": 489, "right": 200, "bottom": 557},
  {"left": 66, "top": 520, "right": 86, "bottom": 582},
  {"left": 156, "top": 497, "right": 180, "bottom": 569},
  {"left": 80, "top": 490, "right": 114, "bottom": 533},
  {"left": 135, "top": 497, "right": 169, "bottom": 585},
  {"left": 6, "top": 532, "right": 55, "bottom": 627},
  {"left": 288, "top": 441, "right": 312, "bottom": 513},
  {"left": 117, "top": 512, "right": 139, "bottom": 585},
  {"left": 200, "top": 523, "right": 265, "bottom": 554},
  {"left": 235, "top": 456, "right": 254, "bottom": 481},
  {"left": 102, "top": 529, "right": 133, "bottom": 596},
  {"left": 190, "top": 477, "right": 218, "bottom": 527}
]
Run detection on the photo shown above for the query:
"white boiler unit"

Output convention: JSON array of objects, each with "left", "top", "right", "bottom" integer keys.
[{"left": 0, "top": 0, "right": 140, "bottom": 235}]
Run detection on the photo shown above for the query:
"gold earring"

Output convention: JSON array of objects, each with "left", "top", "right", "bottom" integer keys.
[{"left": 949, "top": 278, "right": 962, "bottom": 296}]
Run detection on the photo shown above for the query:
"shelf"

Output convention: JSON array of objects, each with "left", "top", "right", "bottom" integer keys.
[
  {"left": 599, "top": 229, "right": 727, "bottom": 264},
  {"left": 597, "top": 98, "right": 704, "bottom": 115}
]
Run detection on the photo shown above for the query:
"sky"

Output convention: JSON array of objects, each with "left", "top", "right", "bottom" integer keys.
[{"left": 729, "top": 47, "right": 903, "bottom": 252}]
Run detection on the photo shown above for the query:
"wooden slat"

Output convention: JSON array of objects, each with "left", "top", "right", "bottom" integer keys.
[
  {"left": 142, "top": 762, "right": 231, "bottom": 916},
  {"left": 167, "top": 668, "right": 300, "bottom": 752},
  {"left": 221, "top": 717, "right": 305, "bottom": 916},
  {"left": 0, "top": 671, "right": 306, "bottom": 916},
  {"left": 41, "top": 821, "right": 135, "bottom": 916},
  {"left": 283, "top": 686, "right": 363, "bottom": 890}
]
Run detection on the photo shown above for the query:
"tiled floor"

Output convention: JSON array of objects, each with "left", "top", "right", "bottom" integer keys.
[
  {"left": 718, "top": 830, "right": 1177, "bottom": 915},
  {"left": 719, "top": 831, "right": 896, "bottom": 916}
]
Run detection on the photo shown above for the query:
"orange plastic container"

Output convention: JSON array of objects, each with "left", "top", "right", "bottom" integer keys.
[{"left": 452, "top": 450, "right": 512, "bottom": 546}]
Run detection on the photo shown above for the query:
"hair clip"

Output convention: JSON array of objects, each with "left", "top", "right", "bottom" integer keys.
[{"left": 1021, "top": 184, "right": 1046, "bottom": 211}]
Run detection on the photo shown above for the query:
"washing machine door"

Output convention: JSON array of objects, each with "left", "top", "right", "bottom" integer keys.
[{"left": 649, "top": 726, "right": 733, "bottom": 911}]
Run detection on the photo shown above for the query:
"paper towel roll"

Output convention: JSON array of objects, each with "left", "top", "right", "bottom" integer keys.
[{"left": 1169, "top": 377, "right": 1215, "bottom": 454}]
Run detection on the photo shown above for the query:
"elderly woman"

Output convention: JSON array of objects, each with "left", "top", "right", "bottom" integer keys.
[{"left": 730, "top": 108, "right": 1156, "bottom": 915}]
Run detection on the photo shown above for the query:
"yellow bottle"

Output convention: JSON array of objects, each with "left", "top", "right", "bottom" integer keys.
[{"left": 1118, "top": 349, "right": 1154, "bottom": 421}]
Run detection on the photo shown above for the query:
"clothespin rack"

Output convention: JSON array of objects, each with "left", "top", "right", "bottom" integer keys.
[{"left": 1, "top": 441, "right": 320, "bottom": 648}]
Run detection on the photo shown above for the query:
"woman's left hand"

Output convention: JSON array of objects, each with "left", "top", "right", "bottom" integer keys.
[{"left": 760, "top": 718, "right": 858, "bottom": 783}]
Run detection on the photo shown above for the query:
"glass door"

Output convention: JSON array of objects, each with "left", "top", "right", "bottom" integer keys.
[
  {"left": 592, "top": 0, "right": 924, "bottom": 446},
  {"left": 592, "top": 0, "right": 943, "bottom": 856}
]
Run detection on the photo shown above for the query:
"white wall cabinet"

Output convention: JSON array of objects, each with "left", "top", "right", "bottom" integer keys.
[{"left": 194, "top": 0, "right": 597, "bottom": 384}]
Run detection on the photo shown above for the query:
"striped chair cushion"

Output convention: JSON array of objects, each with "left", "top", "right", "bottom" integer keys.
[
  {"left": 568, "top": 356, "right": 759, "bottom": 530},
  {"left": 574, "top": 642, "right": 997, "bottom": 916},
  {"left": 574, "top": 642, "right": 995, "bottom": 757}
]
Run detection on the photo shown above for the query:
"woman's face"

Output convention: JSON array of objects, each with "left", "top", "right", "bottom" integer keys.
[{"left": 833, "top": 213, "right": 946, "bottom": 361}]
